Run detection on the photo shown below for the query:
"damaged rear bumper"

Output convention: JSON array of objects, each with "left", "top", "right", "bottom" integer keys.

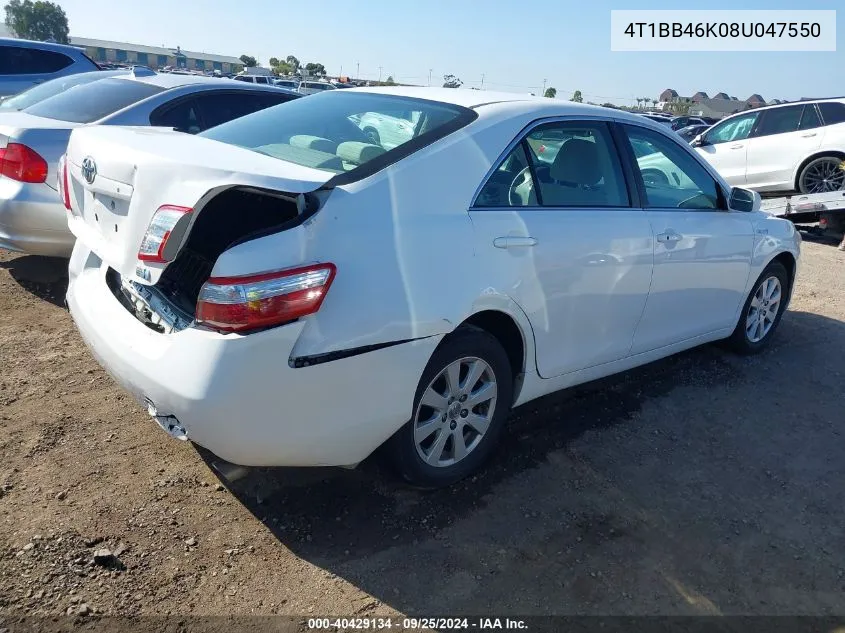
[{"left": 66, "top": 244, "right": 440, "bottom": 467}]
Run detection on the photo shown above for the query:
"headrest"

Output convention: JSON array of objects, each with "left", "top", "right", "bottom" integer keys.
[
  {"left": 550, "top": 138, "right": 602, "bottom": 186},
  {"left": 289, "top": 135, "right": 338, "bottom": 154},
  {"left": 336, "top": 141, "right": 386, "bottom": 165}
]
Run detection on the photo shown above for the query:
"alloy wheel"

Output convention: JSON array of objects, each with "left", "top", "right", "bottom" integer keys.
[
  {"left": 413, "top": 357, "right": 498, "bottom": 467},
  {"left": 745, "top": 276, "right": 782, "bottom": 343},
  {"left": 801, "top": 158, "right": 845, "bottom": 193}
]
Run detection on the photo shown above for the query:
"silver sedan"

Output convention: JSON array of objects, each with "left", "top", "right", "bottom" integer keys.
[{"left": 0, "top": 71, "right": 299, "bottom": 256}]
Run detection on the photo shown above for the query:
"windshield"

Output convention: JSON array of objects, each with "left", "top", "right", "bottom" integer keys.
[
  {"left": 24, "top": 78, "right": 165, "bottom": 123},
  {"left": 0, "top": 71, "right": 124, "bottom": 112},
  {"left": 200, "top": 91, "right": 474, "bottom": 175}
]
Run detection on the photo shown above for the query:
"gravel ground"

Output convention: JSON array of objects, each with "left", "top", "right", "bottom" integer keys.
[{"left": 0, "top": 239, "right": 844, "bottom": 621}]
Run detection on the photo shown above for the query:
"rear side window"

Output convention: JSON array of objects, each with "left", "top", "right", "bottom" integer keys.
[
  {"left": 0, "top": 46, "right": 73, "bottom": 75},
  {"left": 754, "top": 106, "right": 802, "bottom": 137},
  {"left": 25, "top": 78, "right": 165, "bottom": 123},
  {"left": 819, "top": 102, "right": 845, "bottom": 126},
  {"left": 150, "top": 98, "right": 201, "bottom": 133},
  {"left": 194, "top": 91, "right": 293, "bottom": 129}
]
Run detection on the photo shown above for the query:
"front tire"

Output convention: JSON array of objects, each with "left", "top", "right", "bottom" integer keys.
[
  {"left": 386, "top": 327, "right": 513, "bottom": 488},
  {"left": 727, "top": 261, "right": 789, "bottom": 354}
]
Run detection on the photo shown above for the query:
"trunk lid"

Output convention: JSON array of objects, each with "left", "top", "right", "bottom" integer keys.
[{"left": 65, "top": 125, "right": 334, "bottom": 283}]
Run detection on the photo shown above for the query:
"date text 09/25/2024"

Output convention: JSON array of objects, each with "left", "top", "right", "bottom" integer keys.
[{"left": 307, "top": 617, "right": 528, "bottom": 630}]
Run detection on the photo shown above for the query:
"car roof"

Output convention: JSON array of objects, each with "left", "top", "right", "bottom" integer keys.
[
  {"left": 109, "top": 73, "right": 299, "bottom": 95},
  {"left": 718, "top": 97, "right": 845, "bottom": 123},
  {"left": 339, "top": 86, "right": 677, "bottom": 128},
  {"left": 0, "top": 36, "right": 87, "bottom": 55}
]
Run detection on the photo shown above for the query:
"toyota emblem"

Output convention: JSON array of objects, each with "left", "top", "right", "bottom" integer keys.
[{"left": 81, "top": 156, "right": 97, "bottom": 184}]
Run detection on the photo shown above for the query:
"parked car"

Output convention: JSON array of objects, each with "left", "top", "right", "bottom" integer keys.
[
  {"left": 692, "top": 99, "right": 845, "bottom": 193},
  {"left": 0, "top": 37, "right": 100, "bottom": 97},
  {"left": 63, "top": 88, "right": 800, "bottom": 488},
  {"left": 670, "top": 116, "right": 707, "bottom": 131},
  {"left": 299, "top": 80, "right": 336, "bottom": 95},
  {"left": 274, "top": 79, "right": 300, "bottom": 90},
  {"left": 0, "top": 69, "right": 130, "bottom": 112},
  {"left": 639, "top": 113, "right": 673, "bottom": 127},
  {"left": 233, "top": 74, "right": 274, "bottom": 85},
  {"left": 349, "top": 109, "right": 420, "bottom": 149},
  {"left": 676, "top": 123, "right": 710, "bottom": 143},
  {"left": 0, "top": 72, "right": 299, "bottom": 256}
]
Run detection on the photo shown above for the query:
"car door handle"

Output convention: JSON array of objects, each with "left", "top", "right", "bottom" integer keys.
[
  {"left": 730, "top": 144, "right": 744, "bottom": 149},
  {"left": 493, "top": 236, "right": 538, "bottom": 249},
  {"left": 656, "top": 231, "right": 683, "bottom": 243},
  {"left": 800, "top": 132, "right": 817, "bottom": 138}
]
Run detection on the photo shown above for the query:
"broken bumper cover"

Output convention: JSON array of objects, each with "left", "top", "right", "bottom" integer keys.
[{"left": 66, "top": 244, "right": 439, "bottom": 467}]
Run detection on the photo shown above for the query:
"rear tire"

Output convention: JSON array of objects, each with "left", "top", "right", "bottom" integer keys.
[
  {"left": 386, "top": 327, "right": 513, "bottom": 489},
  {"left": 727, "top": 261, "right": 789, "bottom": 354},
  {"left": 797, "top": 155, "right": 845, "bottom": 194}
]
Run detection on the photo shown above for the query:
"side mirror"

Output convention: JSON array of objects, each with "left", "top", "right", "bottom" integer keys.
[
  {"left": 729, "top": 187, "right": 761, "bottom": 213},
  {"left": 691, "top": 135, "right": 708, "bottom": 148}
]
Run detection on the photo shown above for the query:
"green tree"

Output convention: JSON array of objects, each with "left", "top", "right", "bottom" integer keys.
[
  {"left": 442, "top": 74, "right": 462, "bottom": 88},
  {"left": 268, "top": 57, "right": 279, "bottom": 67},
  {"left": 304, "top": 62, "right": 326, "bottom": 76},
  {"left": 285, "top": 55, "right": 300, "bottom": 72},
  {"left": 274, "top": 61, "right": 293, "bottom": 76},
  {"left": 239, "top": 54, "right": 257, "bottom": 67},
  {"left": 543, "top": 87, "right": 556, "bottom": 98},
  {"left": 570, "top": 90, "right": 583, "bottom": 103},
  {"left": 384, "top": 75, "right": 395, "bottom": 86},
  {"left": 4, "top": 0, "right": 69, "bottom": 43}
]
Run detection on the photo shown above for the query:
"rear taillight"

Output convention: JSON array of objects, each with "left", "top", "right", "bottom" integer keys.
[
  {"left": 58, "top": 154, "right": 71, "bottom": 210},
  {"left": 196, "top": 263, "right": 336, "bottom": 333},
  {"left": 138, "top": 205, "right": 192, "bottom": 263},
  {"left": 0, "top": 143, "right": 48, "bottom": 183}
]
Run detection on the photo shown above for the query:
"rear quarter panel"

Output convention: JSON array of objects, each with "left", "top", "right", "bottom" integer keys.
[{"left": 213, "top": 106, "right": 542, "bottom": 359}]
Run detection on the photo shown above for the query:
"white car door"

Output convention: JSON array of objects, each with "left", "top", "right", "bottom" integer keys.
[
  {"left": 469, "top": 119, "right": 654, "bottom": 378},
  {"left": 693, "top": 111, "right": 760, "bottom": 186},
  {"left": 744, "top": 104, "right": 823, "bottom": 191},
  {"left": 620, "top": 123, "right": 755, "bottom": 353}
]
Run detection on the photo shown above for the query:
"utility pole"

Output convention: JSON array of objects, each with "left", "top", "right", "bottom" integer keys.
[
  {"left": 428, "top": 68, "right": 432, "bottom": 86},
  {"left": 542, "top": 78, "right": 547, "bottom": 95},
  {"left": 356, "top": 62, "right": 360, "bottom": 80},
  {"left": 481, "top": 73, "right": 485, "bottom": 90},
  {"left": 378, "top": 66, "right": 383, "bottom": 83}
]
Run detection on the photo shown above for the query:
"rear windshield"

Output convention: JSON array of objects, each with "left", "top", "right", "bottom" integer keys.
[
  {"left": 200, "top": 91, "right": 475, "bottom": 176},
  {"left": 0, "top": 71, "right": 121, "bottom": 112},
  {"left": 24, "top": 78, "right": 165, "bottom": 123}
]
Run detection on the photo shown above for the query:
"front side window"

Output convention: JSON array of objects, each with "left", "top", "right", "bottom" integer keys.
[
  {"left": 704, "top": 112, "right": 758, "bottom": 144},
  {"left": 24, "top": 78, "right": 165, "bottom": 123},
  {"left": 754, "top": 105, "right": 803, "bottom": 137},
  {"left": 150, "top": 98, "right": 201, "bottom": 133},
  {"left": 200, "top": 92, "right": 475, "bottom": 176},
  {"left": 624, "top": 124, "right": 721, "bottom": 210}
]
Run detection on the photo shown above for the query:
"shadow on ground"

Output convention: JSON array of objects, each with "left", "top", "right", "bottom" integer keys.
[
  {"left": 0, "top": 255, "right": 69, "bottom": 307},
  {"left": 196, "top": 308, "right": 845, "bottom": 615}
]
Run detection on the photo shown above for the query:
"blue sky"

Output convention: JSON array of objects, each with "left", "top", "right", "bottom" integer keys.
[{"left": 58, "top": 0, "right": 842, "bottom": 105}]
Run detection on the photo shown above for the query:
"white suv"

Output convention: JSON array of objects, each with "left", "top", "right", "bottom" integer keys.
[{"left": 692, "top": 99, "right": 845, "bottom": 194}]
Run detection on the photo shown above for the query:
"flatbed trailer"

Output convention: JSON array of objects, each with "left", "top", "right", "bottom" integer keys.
[{"left": 761, "top": 191, "right": 845, "bottom": 249}]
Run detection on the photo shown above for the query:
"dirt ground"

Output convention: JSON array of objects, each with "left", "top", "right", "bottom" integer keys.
[{"left": 1, "top": 238, "right": 844, "bottom": 622}]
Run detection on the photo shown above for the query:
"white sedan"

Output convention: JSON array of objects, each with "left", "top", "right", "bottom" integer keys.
[{"left": 63, "top": 88, "right": 801, "bottom": 488}]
